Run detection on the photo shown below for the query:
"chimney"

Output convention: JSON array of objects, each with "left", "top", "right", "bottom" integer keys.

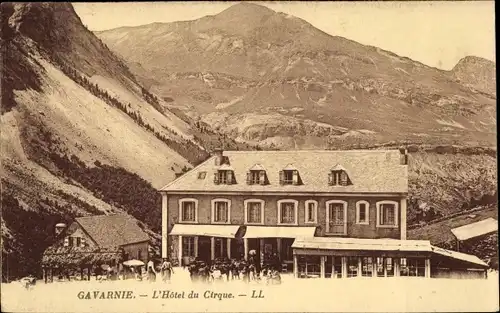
[
  {"left": 55, "top": 223, "right": 67, "bottom": 236},
  {"left": 214, "top": 148, "right": 223, "bottom": 166},
  {"left": 399, "top": 147, "right": 408, "bottom": 165}
]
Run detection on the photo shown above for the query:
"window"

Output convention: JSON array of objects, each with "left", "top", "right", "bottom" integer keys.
[
  {"left": 326, "top": 200, "right": 348, "bottom": 235},
  {"left": 328, "top": 168, "right": 351, "bottom": 186},
  {"left": 246, "top": 170, "right": 266, "bottom": 185},
  {"left": 247, "top": 164, "right": 267, "bottom": 185},
  {"left": 330, "top": 257, "right": 343, "bottom": 278},
  {"left": 305, "top": 200, "right": 318, "bottom": 223},
  {"left": 182, "top": 236, "right": 195, "bottom": 257},
  {"left": 278, "top": 200, "right": 298, "bottom": 225},
  {"left": 211, "top": 199, "right": 230, "bottom": 224},
  {"left": 376, "top": 257, "right": 395, "bottom": 277},
  {"left": 250, "top": 171, "right": 260, "bottom": 184},
  {"left": 244, "top": 199, "right": 265, "bottom": 224},
  {"left": 376, "top": 201, "right": 399, "bottom": 227},
  {"left": 214, "top": 170, "right": 234, "bottom": 185},
  {"left": 347, "top": 257, "right": 359, "bottom": 277},
  {"left": 361, "top": 257, "right": 373, "bottom": 277},
  {"left": 219, "top": 170, "right": 228, "bottom": 184},
  {"left": 356, "top": 201, "right": 370, "bottom": 225},
  {"left": 179, "top": 198, "right": 198, "bottom": 223},
  {"left": 68, "top": 237, "right": 74, "bottom": 247},
  {"left": 283, "top": 171, "right": 294, "bottom": 184},
  {"left": 279, "top": 167, "right": 299, "bottom": 185},
  {"left": 197, "top": 171, "right": 206, "bottom": 179},
  {"left": 75, "top": 237, "right": 81, "bottom": 247},
  {"left": 402, "top": 258, "right": 426, "bottom": 277},
  {"left": 137, "top": 249, "right": 142, "bottom": 260}
]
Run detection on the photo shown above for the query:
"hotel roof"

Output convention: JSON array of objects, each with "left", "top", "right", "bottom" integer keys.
[{"left": 160, "top": 150, "right": 408, "bottom": 194}]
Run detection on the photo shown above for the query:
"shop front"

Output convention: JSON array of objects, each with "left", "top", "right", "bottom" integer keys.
[
  {"left": 243, "top": 226, "right": 316, "bottom": 272},
  {"left": 169, "top": 224, "right": 241, "bottom": 265},
  {"left": 292, "top": 237, "right": 489, "bottom": 279},
  {"left": 292, "top": 237, "right": 433, "bottom": 278}
]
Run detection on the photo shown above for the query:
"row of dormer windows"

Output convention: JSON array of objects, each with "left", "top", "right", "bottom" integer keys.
[
  {"left": 177, "top": 199, "right": 399, "bottom": 233},
  {"left": 212, "top": 168, "right": 351, "bottom": 186}
]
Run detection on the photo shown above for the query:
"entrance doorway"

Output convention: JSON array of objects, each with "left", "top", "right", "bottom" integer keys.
[{"left": 198, "top": 236, "right": 211, "bottom": 262}]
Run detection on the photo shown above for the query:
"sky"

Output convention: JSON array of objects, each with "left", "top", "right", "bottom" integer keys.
[{"left": 73, "top": 1, "right": 495, "bottom": 70}]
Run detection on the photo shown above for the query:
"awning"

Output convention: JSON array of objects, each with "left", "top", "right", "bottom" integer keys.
[
  {"left": 169, "top": 224, "right": 240, "bottom": 238},
  {"left": 292, "top": 237, "right": 433, "bottom": 252},
  {"left": 431, "top": 246, "right": 488, "bottom": 268},
  {"left": 243, "top": 226, "right": 316, "bottom": 238},
  {"left": 451, "top": 218, "right": 498, "bottom": 241}
]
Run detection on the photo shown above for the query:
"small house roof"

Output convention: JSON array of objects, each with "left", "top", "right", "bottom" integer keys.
[
  {"left": 292, "top": 237, "right": 432, "bottom": 252},
  {"left": 451, "top": 218, "right": 498, "bottom": 241},
  {"left": 282, "top": 163, "right": 298, "bottom": 171},
  {"left": 75, "top": 214, "right": 149, "bottom": 249},
  {"left": 218, "top": 163, "right": 234, "bottom": 171},
  {"left": 249, "top": 164, "right": 266, "bottom": 171},
  {"left": 431, "top": 246, "right": 488, "bottom": 268},
  {"left": 331, "top": 164, "right": 347, "bottom": 171}
]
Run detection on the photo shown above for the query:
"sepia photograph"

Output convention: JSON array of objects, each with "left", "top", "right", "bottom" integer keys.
[{"left": 1, "top": 1, "right": 498, "bottom": 312}]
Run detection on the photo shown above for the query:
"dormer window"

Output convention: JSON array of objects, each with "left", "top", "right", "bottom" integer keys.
[
  {"left": 328, "top": 164, "right": 351, "bottom": 186},
  {"left": 214, "top": 164, "right": 235, "bottom": 185},
  {"left": 279, "top": 164, "right": 300, "bottom": 185},
  {"left": 246, "top": 164, "right": 267, "bottom": 185}
]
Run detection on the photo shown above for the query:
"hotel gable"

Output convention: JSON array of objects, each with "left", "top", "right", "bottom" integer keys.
[{"left": 160, "top": 148, "right": 488, "bottom": 279}]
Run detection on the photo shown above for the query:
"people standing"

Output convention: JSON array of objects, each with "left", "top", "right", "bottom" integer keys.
[
  {"left": 161, "top": 258, "right": 173, "bottom": 283},
  {"left": 147, "top": 259, "right": 156, "bottom": 282}
]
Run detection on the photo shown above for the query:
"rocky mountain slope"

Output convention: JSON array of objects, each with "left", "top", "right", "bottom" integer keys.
[
  {"left": 97, "top": 2, "right": 496, "bottom": 149},
  {"left": 452, "top": 56, "right": 496, "bottom": 95},
  {"left": 97, "top": 2, "right": 497, "bottom": 253},
  {"left": 1, "top": 2, "right": 252, "bottom": 280}
]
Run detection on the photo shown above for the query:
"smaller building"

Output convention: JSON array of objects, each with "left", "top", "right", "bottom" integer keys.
[
  {"left": 41, "top": 214, "right": 149, "bottom": 282},
  {"left": 451, "top": 217, "right": 498, "bottom": 251},
  {"left": 291, "top": 237, "right": 489, "bottom": 279}
]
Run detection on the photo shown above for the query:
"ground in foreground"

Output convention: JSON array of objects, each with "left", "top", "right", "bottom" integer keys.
[{"left": 2, "top": 268, "right": 498, "bottom": 312}]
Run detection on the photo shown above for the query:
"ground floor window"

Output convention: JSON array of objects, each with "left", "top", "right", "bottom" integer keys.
[
  {"left": 400, "top": 257, "right": 426, "bottom": 277},
  {"left": 298, "top": 255, "right": 321, "bottom": 278},
  {"left": 182, "top": 236, "right": 195, "bottom": 257},
  {"left": 326, "top": 256, "right": 343, "bottom": 278},
  {"left": 376, "top": 257, "right": 395, "bottom": 277},
  {"left": 347, "top": 257, "right": 359, "bottom": 277},
  {"left": 361, "top": 257, "right": 373, "bottom": 277}
]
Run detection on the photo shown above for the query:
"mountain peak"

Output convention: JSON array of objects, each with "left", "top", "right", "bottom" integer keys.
[
  {"left": 454, "top": 55, "right": 495, "bottom": 68},
  {"left": 218, "top": 2, "right": 275, "bottom": 17},
  {"left": 452, "top": 56, "right": 496, "bottom": 95}
]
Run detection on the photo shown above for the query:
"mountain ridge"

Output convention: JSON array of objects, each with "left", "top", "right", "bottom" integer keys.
[{"left": 96, "top": 2, "right": 496, "bottom": 151}]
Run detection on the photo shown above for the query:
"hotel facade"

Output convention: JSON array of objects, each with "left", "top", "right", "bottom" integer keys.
[{"left": 160, "top": 149, "right": 488, "bottom": 279}]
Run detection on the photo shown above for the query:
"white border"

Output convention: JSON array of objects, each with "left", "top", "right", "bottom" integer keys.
[
  {"left": 304, "top": 200, "right": 318, "bottom": 224},
  {"left": 244, "top": 199, "right": 265, "bottom": 225},
  {"left": 277, "top": 199, "right": 299, "bottom": 225},
  {"left": 376, "top": 200, "right": 399, "bottom": 228},
  {"left": 325, "top": 200, "right": 348, "bottom": 235},
  {"left": 178, "top": 198, "right": 199, "bottom": 223},
  {"left": 211, "top": 198, "right": 231, "bottom": 224},
  {"left": 355, "top": 200, "right": 370, "bottom": 225}
]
